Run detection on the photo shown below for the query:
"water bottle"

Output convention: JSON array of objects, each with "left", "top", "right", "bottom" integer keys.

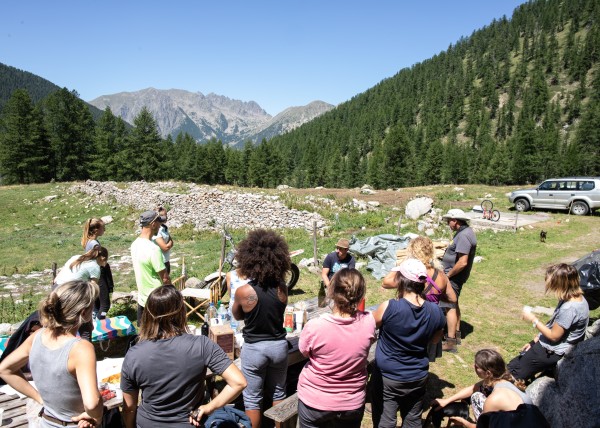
[
  {"left": 217, "top": 303, "right": 229, "bottom": 323},
  {"left": 229, "top": 306, "right": 238, "bottom": 332},
  {"left": 207, "top": 302, "right": 217, "bottom": 325}
]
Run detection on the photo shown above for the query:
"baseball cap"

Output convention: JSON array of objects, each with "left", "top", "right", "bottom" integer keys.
[
  {"left": 391, "top": 258, "right": 427, "bottom": 283},
  {"left": 139, "top": 210, "right": 160, "bottom": 227}
]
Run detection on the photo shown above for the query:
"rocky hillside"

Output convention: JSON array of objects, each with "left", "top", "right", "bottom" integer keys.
[{"left": 88, "top": 88, "right": 333, "bottom": 146}]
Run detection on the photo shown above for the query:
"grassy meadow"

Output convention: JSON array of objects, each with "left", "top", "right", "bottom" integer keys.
[{"left": 0, "top": 181, "right": 598, "bottom": 423}]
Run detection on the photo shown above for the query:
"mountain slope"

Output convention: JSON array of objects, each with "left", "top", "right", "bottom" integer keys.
[{"left": 89, "top": 89, "right": 333, "bottom": 146}]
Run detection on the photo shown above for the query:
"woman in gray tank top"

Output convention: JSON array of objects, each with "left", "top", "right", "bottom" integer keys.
[
  {"left": 0, "top": 280, "right": 103, "bottom": 428},
  {"left": 431, "top": 349, "right": 534, "bottom": 427}
]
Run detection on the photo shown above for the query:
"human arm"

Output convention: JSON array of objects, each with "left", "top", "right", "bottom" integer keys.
[
  {"left": 432, "top": 382, "right": 480, "bottom": 409},
  {"left": 446, "top": 253, "right": 469, "bottom": 279},
  {"left": 448, "top": 416, "right": 476, "bottom": 428},
  {"left": 122, "top": 391, "right": 138, "bottom": 428},
  {"left": 70, "top": 340, "right": 103, "bottom": 426},
  {"left": 321, "top": 267, "right": 331, "bottom": 287},
  {"left": 154, "top": 236, "right": 173, "bottom": 252},
  {"left": 158, "top": 269, "right": 172, "bottom": 286},
  {"left": 231, "top": 284, "right": 256, "bottom": 320},
  {"left": 189, "top": 364, "right": 247, "bottom": 426},
  {"left": 522, "top": 310, "right": 566, "bottom": 342},
  {"left": 371, "top": 300, "right": 389, "bottom": 329},
  {"left": 381, "top": 271, "right": 398, "bottom": 289},
  {"left": 0, "top": 331, "right": 43, "bottom": 404}
]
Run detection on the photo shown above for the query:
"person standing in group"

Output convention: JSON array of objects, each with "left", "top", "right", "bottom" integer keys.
[
  {"left": 321, "top": 238, "right": 355, "bottom": 288},
  {"left": 131, "top": 210, "right": 172, "bottom": 325},
  {"left": 508, "top": 263, "right": 589, "bottom": 383},
  {"left": 440, "top": 209, "right": 477, "bottom": 352},
  {"left": 54, "top": 245, "right": 109, "bottom": 341},
  {"left": 82, "top": 217, "right": 114, "bottom": 319},
  {"left": 121, "top": 285, "right": 247, "bottom": 428},
  {"left": 231, "top": 229, "right": 291, "bottom": 428},
  {"left": 152, "top": 207, "right": 174, "bottom": 274},
  {"left": 0, "top": 280, "right": 103, "bottom": 428},
  {"left": 371, "top": 258, "right": 446, "bottom": 428},
  {"left": 297, "top": 268, "right": 376, "bottom": 428}
]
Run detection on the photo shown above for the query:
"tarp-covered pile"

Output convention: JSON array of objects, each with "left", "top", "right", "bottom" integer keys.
[{"left": 572, "top": 249, "right": 600, "bottom": 310}]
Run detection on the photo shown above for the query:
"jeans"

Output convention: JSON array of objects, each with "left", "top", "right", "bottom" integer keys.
[
  {"left": 298, "top": 399, "right": 364, "bottom": 428},
  {"left": 371, "top": 366, "right": 428, "bottom": 428}
]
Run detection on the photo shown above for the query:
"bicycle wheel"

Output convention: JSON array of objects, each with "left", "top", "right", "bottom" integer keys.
[
  {"left": 491, "top": 210, "right": 501, "bottom": 222},
  {"left": 285, "top": 264, "right": 300, "bottom": 291},
  {"left": 481, "top": 199, "right": 494, "bottom": 212}
]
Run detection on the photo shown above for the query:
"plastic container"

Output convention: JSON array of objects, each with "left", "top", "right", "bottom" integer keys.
[
  {"left": 284, "top": 306, "right": 294, "bottom": 333},
  {"left": 207, "top": 302, "right": 218, "bottom": 326},
  {"left": 217, "top": 303, "right": 229, "bottom": 323}
]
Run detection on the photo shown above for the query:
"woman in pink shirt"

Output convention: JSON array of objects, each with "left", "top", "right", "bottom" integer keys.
[{"left": 297, "top": 268, "right": 376, "bottom": 428}]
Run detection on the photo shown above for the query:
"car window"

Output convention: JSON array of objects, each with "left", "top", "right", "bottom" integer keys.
[
  {"left": 561, "top": 181, "right": 577, "bottom": 190},
  {"left": 539, "top": 181, "right": 556, "bottom": 190},
  {"left": 579, "top": 181, "right": 595, "bottom": 191}
]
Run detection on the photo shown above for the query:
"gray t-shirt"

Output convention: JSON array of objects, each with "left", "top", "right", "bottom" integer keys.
[
  {"left": 121, "top": 334, "right": 232, "bottom": 426},
  {"left": 539, "top": 299, "right": 589, "bottom": 355},
  {"left": 442, "top": 225, "right": 477, "bottom": 287}
]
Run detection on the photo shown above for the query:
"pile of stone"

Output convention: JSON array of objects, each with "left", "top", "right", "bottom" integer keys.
[{"left": 70, "top": 181, "right": 326, "bottom": 231}]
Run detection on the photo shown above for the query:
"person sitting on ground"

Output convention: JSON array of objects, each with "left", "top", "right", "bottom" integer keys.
[
  {"left": 297, "top": 268, "right": 376, "bottom": 428},
  {"left": 120, "top": 285, "right": 247, "bottom": 428},
  {"left": 231, "top": 229, "right": 291, "bottom": 428},
  {"left": 54, "top": 245, "right": 109, "bottom": 341},
  {"left": 152, "top": 207, "right": 174, "bottom": 274},
  {"left": 371, "top": 258, "right": 446, "bottom": 428},
  {"left": 508, "top": 263, "right": 589, "bottom": 383},
  {"left": 0, "top": 280, "right": 103, "bottom": 428},
  {"left": 82, "top": 217, "right": 114, "bottom": 319},
  {"left": 321, "top": 238, "right": 355, "bottom": 289},
  {"left": 432, "top": 349, "right": 533, "bottom": 428}
]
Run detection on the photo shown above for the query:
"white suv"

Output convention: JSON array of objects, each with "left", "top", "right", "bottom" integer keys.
[{"left": 508, "top": 177, "right": 600, "bottom": 215}]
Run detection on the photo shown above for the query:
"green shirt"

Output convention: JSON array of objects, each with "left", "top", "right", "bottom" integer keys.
[{"left": 131, "top": 237, "right": 165, "bottom": 307}]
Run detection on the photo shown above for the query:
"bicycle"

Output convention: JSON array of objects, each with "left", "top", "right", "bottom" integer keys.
[{"left": 481, "top": 199, "right": 500, "bottom": 222}]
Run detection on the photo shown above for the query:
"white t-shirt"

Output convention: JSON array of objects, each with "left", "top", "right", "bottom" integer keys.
[{"left": 54, "top": 255, "right": 101, "bottom": 286}]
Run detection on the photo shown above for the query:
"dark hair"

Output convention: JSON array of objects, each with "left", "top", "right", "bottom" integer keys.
[
  {"left": 39, "top": 280, "right": 99, "bottom": 338},
  {"left": 70, "top": 245, "right": 108, "bottom": 270},
  {"left": 140, "top": 285, "right": 187, "bottom": 341},
  {"left": 393, "top": 271, "right": 426, "bottom": 298},
  {"left": 329, "top": 268, "right": 366, "bottom": 316},
  {"left": 236, "top": 229, "right": 291, "bottom": 288},
  {"left": 81, "top": 218, "right": 104, "bottom": 249},
  {"left": 474, "top": 349, "right": 524, "bottom": 390}
]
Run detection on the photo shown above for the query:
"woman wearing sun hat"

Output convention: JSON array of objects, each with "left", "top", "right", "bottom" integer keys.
[{"left": 371, "top": 258, "right": 446, "bottom": 428}]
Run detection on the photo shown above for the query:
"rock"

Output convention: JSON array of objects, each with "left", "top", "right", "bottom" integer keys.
[
  {"left": 405, "top": 197, "right": 433, "bottom": 220},
  {"left": 276, "top": 185, "right": 290, "bottom": 190},
  {"left": 101, "top": 215, "right": 114, "bottom": 224},
  {"left": 185, "top": 277, "right": 204, "bottom": 288},
  {"left": 111, "top": 292, "right": 134, "bottom": 304},
  {"left": 425, "top": 229, "right": 435, "bottom": 236},
  {"left": 43, "top": 195, "right": 58, "bottom": 202},
  {"left": 360, "top": 188, "right": 377, "bottom": 195},
  {"left": 586, "top": 319, "right": 600, "bottom": 339},
  {"left": 473, "top": 256, "right": 484, "bottom": 263},
  {"left": 453, "top": 187, "right": 464, "bottom": 191},
  {"left": 367, "top": 201, "right": 380, "bottom": 207},
  {"left": 527, "top": 336, "right": 600, "bottom": 427}
]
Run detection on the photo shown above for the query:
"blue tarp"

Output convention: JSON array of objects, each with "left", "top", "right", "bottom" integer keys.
[{"left": 349, "top": 233, "right": 416, "bottom": 279}]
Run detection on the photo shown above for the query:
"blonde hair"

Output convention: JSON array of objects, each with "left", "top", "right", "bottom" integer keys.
[
  {"left": 81, "top": 218, "right": 105, "bottom": 249},
  {"left": 70, "top": 246, "right": 108, "bottom": 270},
  {"left": 407, "top": 236, "right": 435, "bottom": 268},
  {"left": 39, "top": 280, "right": 99, "bottom": 338},
  {"left": 545, "top": 263, "right": 583, "bottom": 301}
]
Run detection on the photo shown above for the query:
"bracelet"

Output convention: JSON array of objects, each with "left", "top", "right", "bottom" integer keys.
[{"left": 532, "top": 319, "right": 539, "bottom": 328}]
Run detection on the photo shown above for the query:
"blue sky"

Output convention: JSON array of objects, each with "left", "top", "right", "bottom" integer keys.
[{"left": 2, "top": 1, "right": 526, "bottom": 116}]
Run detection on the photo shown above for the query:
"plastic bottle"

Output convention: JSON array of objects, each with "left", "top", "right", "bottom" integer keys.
[
  {"left": 217, "top": 303, "right": 229, "bottom": 323},
  {"left": 207, "top": 302, "right": 217, "bottom": 325},
  {"left": 229, "top": 307, "right": 238, "bottom": 332},
  {"left": 284, "top": 306, "right": 294, "bottom": 333}
]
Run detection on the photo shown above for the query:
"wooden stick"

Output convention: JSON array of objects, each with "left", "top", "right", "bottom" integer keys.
[
  {"left": 313, "top": 221, "right": 318, "bottom": 267},
  {"left": 396, "top": 214, "right": 403, "bottom": 235}
]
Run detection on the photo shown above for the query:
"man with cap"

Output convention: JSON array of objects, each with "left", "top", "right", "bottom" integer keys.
[
  {"left": 321, "top": 238, "right": 356, "bottom": 288},
  {"left": 131, "top": 210, "right": 172, "bottom": 324},
  {"left": 441, "top": 209, "right": 477, "bottom": 352}
]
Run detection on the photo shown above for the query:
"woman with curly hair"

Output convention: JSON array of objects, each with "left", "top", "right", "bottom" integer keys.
[
  {"left": 297, "top": 268, "right": 376, "bottom": 428},
  {"left": 0, "top": 280, "right": 103, "bottom": 428},
  {"left": 231, "top": 229, "right": 291, "bottom": 428}
]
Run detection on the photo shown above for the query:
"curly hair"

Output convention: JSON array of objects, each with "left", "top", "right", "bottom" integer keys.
[
  {"left": 545, "top": 263, "right": 583, "bottom": 301},
  {"left": 39, "top": 280, "right": 99, "bottom": 338},
  {"left": 407, "top": 236, "right": 434, "bottom": 268},
  {"left": 140, "top": 285, "right": 187, "bottom": 341},
  {"left": 329, "top": 268, "right": 366, "bottom": 316},
  {"left": 236, "top": 229, "right": 291, "bottom": 288}
]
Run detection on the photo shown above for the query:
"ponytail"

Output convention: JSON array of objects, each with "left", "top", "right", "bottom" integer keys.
[
  {"left": 70, "top": 246, "right": 108, "bottom": 270},
  {"left": 81, "top": 218, "right": 104, "bottom": 249}
]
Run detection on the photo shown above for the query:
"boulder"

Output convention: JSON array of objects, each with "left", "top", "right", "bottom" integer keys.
[
  {"left": 185, "top": 277, "right": 204, "bottom": 289},
  {"left": 405, "top": 197, "right": 433, "bottom": 220},
  {"left": 527, "top": 336, "right": 600, "bottom": 427}
]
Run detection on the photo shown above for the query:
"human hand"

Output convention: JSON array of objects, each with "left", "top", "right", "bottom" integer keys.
[
  {"left": 189, "top": 405, "right": 212, "bottom": 427},
  {"left": 71, "top": 412, "right": 99, "bottom": 428},
  {"left": 521, "top": 310, "right": 536, "bottom": 323},
  {"left": 521, "top": 342, "right": 532, "bottom": 353},
  {"left": 449, "top": 416, "right": 472, "bottom": 427}
]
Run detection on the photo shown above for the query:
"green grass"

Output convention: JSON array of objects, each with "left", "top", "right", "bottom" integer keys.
[{"left": 0, "top": 181, "right": 598, "bottom": 420}]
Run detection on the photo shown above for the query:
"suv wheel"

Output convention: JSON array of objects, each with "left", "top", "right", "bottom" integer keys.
[
  {"left": 514, "top": 198, "right": 530, "bottom": 212},
  {"left": 571, "top": 201, "right": 589, "bottom": 216}
]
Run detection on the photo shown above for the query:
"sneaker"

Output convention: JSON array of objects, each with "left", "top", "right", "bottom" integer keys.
[{"left": 442, "top": 338, "right": 458, "bottom": 353}]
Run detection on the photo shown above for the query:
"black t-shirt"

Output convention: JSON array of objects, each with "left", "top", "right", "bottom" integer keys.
[
  {"left": 323, "top": 252, "right": 356, "bottom": 280},
  {"left": 242, "top": 281, "right": 287, "bottom": 344},
  {"left": 121, "top": 334, "right": 232, "bottom": 426}
]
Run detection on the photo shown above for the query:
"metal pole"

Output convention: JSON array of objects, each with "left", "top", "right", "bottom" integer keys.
[
  {"left": 396, "top": 214, "right": 403, "bottom": 235},
  {"left": 514, "top": 211, "right": 519, "bottom": 231}
]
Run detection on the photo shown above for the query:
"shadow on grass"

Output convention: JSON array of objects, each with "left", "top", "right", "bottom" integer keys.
[{"left": 460, "top": 321, "right": 474, "bottom": 340}]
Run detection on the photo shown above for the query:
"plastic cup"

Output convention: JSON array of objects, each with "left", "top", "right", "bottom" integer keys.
[{"left": 523, "top": 305, "right": 532, "bottom": 314}]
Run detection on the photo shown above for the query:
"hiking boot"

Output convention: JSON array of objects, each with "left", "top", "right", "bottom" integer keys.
[
  {"left": 443, "top": 338, "right": 458, "bottom": 353},
  {"left": 456, "top": 330, "right": 462, "bottom": 345}
]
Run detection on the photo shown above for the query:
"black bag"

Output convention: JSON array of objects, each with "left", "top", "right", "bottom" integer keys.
[{"left": 572, "top": 250, "right": 600, "bottom": 310}]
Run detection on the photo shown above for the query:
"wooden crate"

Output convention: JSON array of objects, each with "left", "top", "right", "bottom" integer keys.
[{"left": 209, "top": 325, "right": 235, "bottom": 360}]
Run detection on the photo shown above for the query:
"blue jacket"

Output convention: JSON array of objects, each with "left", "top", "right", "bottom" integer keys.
[{"left": 202, "top": 406, "right": 251, "bottom": 428}]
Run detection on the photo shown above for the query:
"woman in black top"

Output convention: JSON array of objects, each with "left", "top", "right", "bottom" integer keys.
[{"left": 232, "top": 229, "right": 291, "bottom": 428}]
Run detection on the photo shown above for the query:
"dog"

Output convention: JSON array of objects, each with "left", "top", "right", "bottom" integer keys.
[
  {"left": 540, "top": 230, "right": 547, "bottom": 243},
  {"left": 424, "top": 401, "right": 471, "bottom": 428}
]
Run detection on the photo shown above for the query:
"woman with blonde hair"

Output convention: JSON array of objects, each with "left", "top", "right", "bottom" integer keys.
[
  {"left": 121, "top": 285, "right": 246, "bottom": 427},
  {"left": 297, "top": 268, "right": 376, "bottom": 428},
  {"left": 508, "top": 263, "right": 589, "bottom": 383},
  {"left": 82, "top": 218, "right": 114, "bottom": 320},
  {"left": 0, "top": 280, "right": 103, "bottom": 427}
]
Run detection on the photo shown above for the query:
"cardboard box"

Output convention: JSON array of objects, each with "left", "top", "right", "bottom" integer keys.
[{"left": 209, "top": 325, "right": 235, "bottom": 360}]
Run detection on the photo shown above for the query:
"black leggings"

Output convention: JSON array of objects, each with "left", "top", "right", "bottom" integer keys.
[
  {"left": 94, "top": 264, "right": 114, "bottom": 318},
  {"left": 507, "top": 341, "right": 562, "bottom": 382}
]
